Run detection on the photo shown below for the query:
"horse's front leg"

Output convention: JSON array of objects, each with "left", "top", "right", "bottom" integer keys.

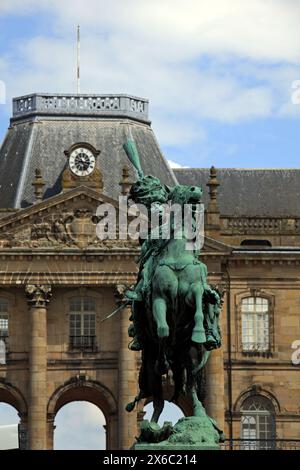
[
  {"left": 191, "top": 285, "right": 206, "bottom": 344},
  {"left": 153, "top": 296, "right": 170, "bottom": 375}
]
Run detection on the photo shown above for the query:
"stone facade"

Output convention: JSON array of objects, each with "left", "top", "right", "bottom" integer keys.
[
  {"left": 0, "top": 94, "right": 299, "bottom": 449},
  {"left": 0, "top": 188, "right": 140, "bottom": 449}
]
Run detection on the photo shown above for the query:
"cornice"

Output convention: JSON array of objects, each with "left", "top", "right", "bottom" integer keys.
[{"left": 0, "top": 271, "right": 138, "bottom": 286}]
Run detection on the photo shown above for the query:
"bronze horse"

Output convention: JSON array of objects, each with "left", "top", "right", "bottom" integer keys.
[{"left": 126, "top": 185, "right": 222, "bottom": 431}]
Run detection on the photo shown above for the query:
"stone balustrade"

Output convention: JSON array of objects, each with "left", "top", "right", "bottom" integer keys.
[
  {"left": 221, "top": 216, "right": 300, "bottom": 234},
  {"left": 12, "top": 93, "right": 149, "bottom": 122}
]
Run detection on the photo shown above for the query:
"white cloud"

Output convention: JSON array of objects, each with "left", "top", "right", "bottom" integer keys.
[
  {"left": 0, "top": 0, "right": 300, "bottom": 146},
  {"left": 152, "top": 114, "right": 206, "bottom": 146},
  {"left": 0, "top": 425, "right": 18, "bottom": 450},
  {"left": 2, "top": 0, "right": 300, "bottom": 62},
  {"left": 54, "top": 401, "right": 106, "bottom": 450},
  {"left": 167, "top": 160, "right": 189, "bottom": 169},
  {"left": 0, "top": 0, "right": 39, "bottom": 14}
]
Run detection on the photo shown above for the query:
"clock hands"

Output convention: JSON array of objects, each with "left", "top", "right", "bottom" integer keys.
[{"left": 75, "top": 153, "right": 90, "bottom": 171}]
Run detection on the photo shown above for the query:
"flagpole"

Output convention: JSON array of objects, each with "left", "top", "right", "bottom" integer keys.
[{"left": 77, "top": 25, "right": 80, "bottom": 94}]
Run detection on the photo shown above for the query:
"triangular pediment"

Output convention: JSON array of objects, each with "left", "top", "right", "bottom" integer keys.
[
  {"left": 201, "top": 236, "right": 233, "bottom": 254},
  {"left": 0, "top": 188, "right": 233, "bottom": 253},
  {"left": 0, "top": 186, "right": 137, "bottom": 250}
]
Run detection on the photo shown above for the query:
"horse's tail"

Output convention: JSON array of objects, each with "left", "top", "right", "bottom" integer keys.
[{"left": 192, "top": 349, "right": 211, "bottom": 377}]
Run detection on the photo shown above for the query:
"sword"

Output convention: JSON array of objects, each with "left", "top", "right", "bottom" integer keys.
[{"left": 100, "top": 300, "right": 131, "bottom": 323}]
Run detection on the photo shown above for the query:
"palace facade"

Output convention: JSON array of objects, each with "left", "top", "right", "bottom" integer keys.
[{"left": 0, "top": 93, "right": 299, "bottom": 449}]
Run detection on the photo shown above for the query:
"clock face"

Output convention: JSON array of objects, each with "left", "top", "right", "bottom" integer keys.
[{"left": 69, "top": 147, "right": 96, "bottom": 177}]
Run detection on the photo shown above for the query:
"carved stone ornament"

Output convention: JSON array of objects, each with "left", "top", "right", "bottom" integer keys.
[
  {"left": 4, "top": 208, "right": 139, "bottom": 250},
  {"left": 25, "top": 285, "right": 52, "bottom": 308}
]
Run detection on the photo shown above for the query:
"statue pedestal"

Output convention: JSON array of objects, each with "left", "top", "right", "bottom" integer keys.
[
  {"left": 133, "top": 443, "right": 220, "bottom": 450},
  {"left": 132, "top": 416, "right": 222, "bottom": 451}
]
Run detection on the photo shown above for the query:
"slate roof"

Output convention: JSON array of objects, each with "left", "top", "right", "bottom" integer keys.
[
  {"left": 174, "top": 168, "right": 300, "bottom": 217},
  {"left": 1, "top": 94, "right": 299, "bottom": 218},
  {"left": 0, "top": 108, "right": 177, "bottom": 208}
]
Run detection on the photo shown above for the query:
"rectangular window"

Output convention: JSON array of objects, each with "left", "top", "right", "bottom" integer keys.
[
  {"left": 241, "top": 297, "right": 269, "bottom": 352},
  {"left": 69, "top": 298, "right": 96, "bottom": 350}
]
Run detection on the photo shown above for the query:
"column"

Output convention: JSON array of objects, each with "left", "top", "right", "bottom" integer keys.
[
  {"left": 25, "top": 284, "right": 52, "bottom": 450},
  {"left": 205, "top": 346, "right": 225, "bottom": 431},
  {"left": 204, "top": 288, "right": 226, "bottom": 431},
  {"left": 114, "top": 285, "right": 138, "bottom": 450},
  {"left": 46, "top": 413, "right": 56, "bottom": 450}
]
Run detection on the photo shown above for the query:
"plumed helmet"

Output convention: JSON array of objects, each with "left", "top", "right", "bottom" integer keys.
[{"left": 130, "top": 175, "right": 170, "bottom": 206}]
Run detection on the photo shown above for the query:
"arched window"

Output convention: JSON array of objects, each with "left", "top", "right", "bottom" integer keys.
[
  {"left": 241, "top": 297, "right": 269, "bottom": 352},
  {"left": 69, "top": 298, "right": 96, "bottom": 351},
  {"left": 241, "top": 395, "right": 276, "bottom": 449}
]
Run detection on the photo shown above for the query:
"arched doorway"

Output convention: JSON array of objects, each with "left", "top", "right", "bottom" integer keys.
[
  {"left": 143, "top": 401, "right": 185, "bottom": 426},
  {"left": 54, "top": 401, "right": 106, "bottom": 450},
  {"left": 48, "top": 379, "right": 117, "bottom": 450}
]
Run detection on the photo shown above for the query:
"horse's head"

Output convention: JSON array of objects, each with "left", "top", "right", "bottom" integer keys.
[{"left": 169, "top": 184, "right": 203, "bottom": 206}]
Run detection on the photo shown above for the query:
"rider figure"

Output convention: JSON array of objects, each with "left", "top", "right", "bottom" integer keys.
[
  {"left": 125, "top": 175, "right": 170, "bottom": 350},
  {"left": 125, "top": 173, "right": 220, "bottom": 351}
]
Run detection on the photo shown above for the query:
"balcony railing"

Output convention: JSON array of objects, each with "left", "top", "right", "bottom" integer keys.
[
  {"left": 242, "top": 341, "right": 269, "bottom": 351},
  {"left": 242, "top": 342, "right": 272, "bottom": 357},
  {"left": 69, "top": 335, "right": 97, "bottom": 352},
  {"left": 221, "top": 439, "right": 300, "bottom": 450}
]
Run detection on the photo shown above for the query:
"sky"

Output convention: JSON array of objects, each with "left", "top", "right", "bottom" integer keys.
[
  {"left": 0, "top": 0, "right": 300, "bottom": 450},
  {"left": 0, "top": 0, "right": 300, "bottom": 169}
]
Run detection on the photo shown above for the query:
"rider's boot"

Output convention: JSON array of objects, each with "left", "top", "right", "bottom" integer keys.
[{"left": 128, "top": 323, "right": 135, "bottom": 338}]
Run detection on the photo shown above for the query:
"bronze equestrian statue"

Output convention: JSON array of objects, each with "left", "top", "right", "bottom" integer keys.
[{"left": 123, "top": 139, "right": 224, "bottom": 447}]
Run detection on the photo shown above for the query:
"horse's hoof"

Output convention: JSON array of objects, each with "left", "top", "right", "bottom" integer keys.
[
  {"left": 191, "top": 330, "right": 206, "bottom": 343},
  {"left": 157, "top": 324, "right": 169, "bottom": 338}
]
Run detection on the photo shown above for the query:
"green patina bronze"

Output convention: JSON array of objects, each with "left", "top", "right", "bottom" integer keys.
[{"left": 123, "top": 139, "right": 224, "bottom": 449}]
